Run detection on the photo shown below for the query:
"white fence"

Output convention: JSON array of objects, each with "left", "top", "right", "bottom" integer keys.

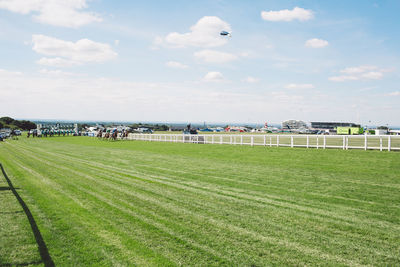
[{"left": 126, "top": 134, "right": 400, "bottom": 151}]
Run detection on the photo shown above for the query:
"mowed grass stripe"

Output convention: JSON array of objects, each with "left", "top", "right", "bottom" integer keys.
[
  {"left": 14, "top": 143, "right": 328, "bottom": 266},
  {"left": 7, "top": 142, "right": 400, "bottom": 249},
  {"left": 6, "top": 145, "right": 371, "bottom": 266},
  {"left": 17, "top": 137, "right": 400, "bottom": 220},
  {"left": 18, "top": 151, "right": 400, "bottom": 266},
  {"left": 41, "top": 139, "right": 400, "bottom": 190},
  {"left": 8, "top": 142, "right": 267, "bottom": 265},
  {"left": 3, "top": 148, "right": 177, "bottom": 266},
  {"left": 10, "top": 139, "right": 396, "bottom": 244},
  {"left": 0, "top": 138, "right": 400, "bottom": 263},
  {"left": 6, "top": 141, "right": 352, "bottom": 265},
  {"left": 12, "top": 141, "right": 399, "bottom": 233},
  {"left": 2, "top": 144, "right": 232, "bottom": 265},
  {"left": 7, "top": 140, "right": 400, "bottom": 239},
  {"left": 20, "top": 138, "right": 400, "bottom": 211},
  {"left": 12, "top": 140, "right": 396, "bottom": 218},
  {"left": 6, "top": 141, "right": 400, "bottom": 264}
]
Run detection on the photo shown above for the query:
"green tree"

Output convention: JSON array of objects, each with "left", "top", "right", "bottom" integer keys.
[
  {"left": 0, "top": 116, "right": 14, "bottom": 124},
  {"left": 18, "top": 120, "right": 36, "bottom": 130}
]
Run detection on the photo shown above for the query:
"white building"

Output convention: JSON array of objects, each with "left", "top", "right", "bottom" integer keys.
[
  {"left": 282, "top": 120, "right": 308, "bottom": 130},
  {"left": 375, "top": 129, "right": 388, "bottom": 135}
]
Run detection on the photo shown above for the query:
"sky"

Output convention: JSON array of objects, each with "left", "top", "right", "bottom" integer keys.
[{"left": 0, "top": 0, "right": 399, "bottom": 126}]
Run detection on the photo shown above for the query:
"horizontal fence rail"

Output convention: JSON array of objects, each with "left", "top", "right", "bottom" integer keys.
[{"left": 123, "top": 134, "right": 400, "bottom": 151}]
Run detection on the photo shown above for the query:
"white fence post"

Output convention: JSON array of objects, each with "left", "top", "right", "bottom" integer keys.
[
  {"left": 212, "top": 135, "right": 214, "bottom": 144},
  {"left": 388, "top": 136, "right": 391, "bottom": 151},
  {"left": 316, "top": 136, "right": 319, "bottom": 149},
  {"left": 241, "top": 135, "right": 243, "bottom": 145},
  {"left": 251, "top": 136, "right": 254, "bottom": 146},
  {"left": 342, "top": 136, "right": 345, "bottom": 150},
  {"left": 277, "top": 135, "right": 280, "bottom": 147},
  {"left": 307, "top": 135, "right": 309, "bottom": 148},
  {"left": 263, "top": 135, "right": 266, "bottom": 146},
  {"left": 323, "top": 136, "right": 326, "bottom": 149},
  {"left": 220, "top": 136, "right": 223, "bottom": 144},
  {"left": 364, "top": 135, "right": 367, "bottom": 150},
  {"left": 380, "top": 137, "right": 383, "bottom": 151},
  {"left": 230, "top": 135, "right": 232, "bottom": 144},
  {"left": 290, "top": 136, "right": 293, "bottom": 148},
  {"left": 269, "top": 136, "right": 272, "bottom": 147}
]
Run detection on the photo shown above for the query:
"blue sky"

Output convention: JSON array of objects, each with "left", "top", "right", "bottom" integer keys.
[{"left": 0, "top": 0, "right": 399, "bottom": 125}]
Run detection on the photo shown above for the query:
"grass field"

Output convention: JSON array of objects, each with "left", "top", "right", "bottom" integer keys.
[{"left": 1, "top": 136, "right": 400, "bottom": 266}]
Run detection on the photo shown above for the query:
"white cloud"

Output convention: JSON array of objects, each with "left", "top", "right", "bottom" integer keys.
[
  {"left": 360, "top": 71, "right": 383, "bottom": 80},
  {"left": 329, "top": 65, "right": 387, "bottom": 82},
  {"left": 242, "top": 76, "right": 260, "bottom": 83},
  {"left": 328, "top": 75, "right": 359, "bottom": 82},
  {"left": 166, "top": 61, "right": 188, "bottom": 69},
  {"left": 305, "top": 38, "right": 329, "bottom": 48},
  {"left": 285, "top": 83, "right": 314, "bottom": 89},
  {"left": 37, "top": 57, "right": 80, "bottom": 67},
  {"left": 340, "top": 65, "right": 377, "bottom": 74},
  {"left": 261, "top": 7, "right": 313, "bottom": 22},
  {"left": 0, "top": 68, "right": 22, "bottom": 76},
  {"left": 164, "top": 16, "right": 231, "bottom": 48},
  {"left": 385, "top": 91, "right": 400, "bottom": 96},
  {"left": 1, "top": 68, "right": 399, "bottom": 124},
  {"left": 194, "top": 50, "right": 238, "bottom": 63},
  {"left": 32, "top": 34, "right": 117, "bottom": 67},
  {"left": 114, "top": 40, "right": 120, "bottom": 46},
  {"left": 39, "top": 68, "right": 74, "bottom": 76},
  {"left": 203, "top": 71, "right": 224, "bottom": 82},
  {"left": 0, "top": 0, "right": 102, "bottom": 28}
]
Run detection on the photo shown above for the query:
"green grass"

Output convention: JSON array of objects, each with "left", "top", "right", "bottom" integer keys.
[{"left": 1, "top": 136, "right": 399, "bottom": 266}]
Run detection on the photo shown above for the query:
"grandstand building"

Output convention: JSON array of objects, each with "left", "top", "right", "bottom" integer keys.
[{"left": 311, "top": 122, "right": 360, "bottom": 130}]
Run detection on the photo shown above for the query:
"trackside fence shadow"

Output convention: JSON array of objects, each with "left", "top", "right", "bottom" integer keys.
[{"left": 0, "top": 163, "right": 55, "bottom": 267}]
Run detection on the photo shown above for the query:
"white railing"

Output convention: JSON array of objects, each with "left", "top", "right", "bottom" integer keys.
[{"left": 125, "top": 134, "right": 400, "bottom": 151}]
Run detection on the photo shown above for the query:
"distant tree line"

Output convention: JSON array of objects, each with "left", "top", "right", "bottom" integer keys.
[{"left": 0, "top": 117, "right": 36, "bottom": 130}]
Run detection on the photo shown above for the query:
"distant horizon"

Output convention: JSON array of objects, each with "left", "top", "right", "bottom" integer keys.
[{"left": 12, "top": 117, "right": 399, "bottom": 129}]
